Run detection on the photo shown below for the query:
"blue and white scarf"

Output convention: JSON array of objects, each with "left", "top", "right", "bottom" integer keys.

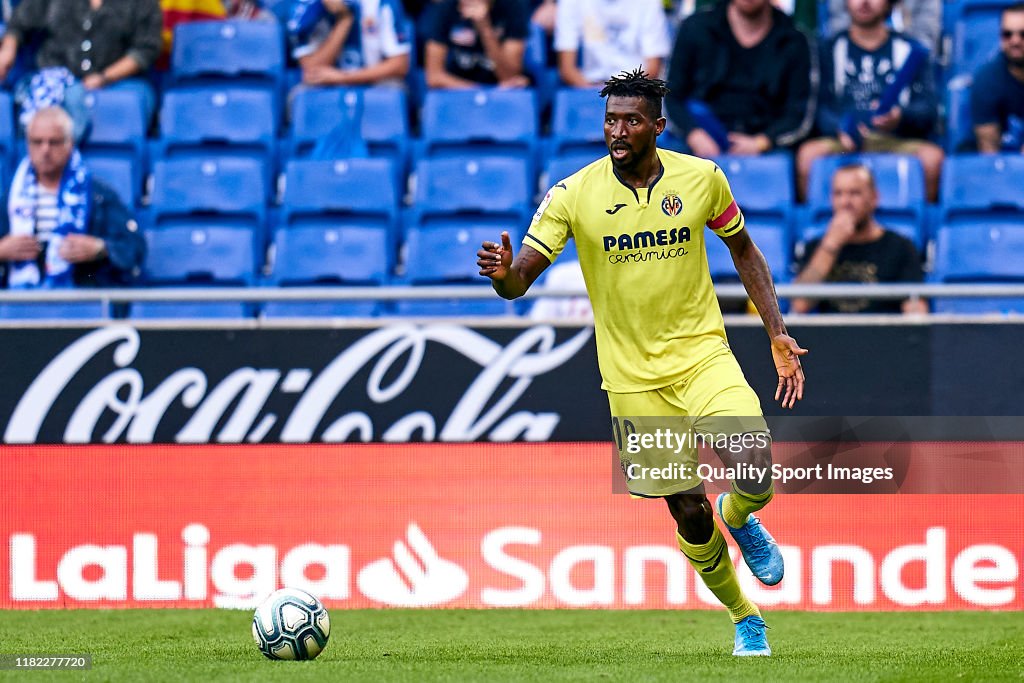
[
  {"left": 16, "top": 67, "right": 77, "bottom": 132},
  {"left": 7, "top": 149, "right": 92, "bottom": 289}
]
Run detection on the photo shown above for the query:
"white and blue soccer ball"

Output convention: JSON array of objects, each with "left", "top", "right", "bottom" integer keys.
[{"left": 252, "top": 587, "right": 331, "bottom": 661}]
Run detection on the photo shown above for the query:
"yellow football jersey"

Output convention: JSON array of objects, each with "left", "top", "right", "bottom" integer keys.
[{"left": 526, "top": 149, "right": 745, "bottom": 392}]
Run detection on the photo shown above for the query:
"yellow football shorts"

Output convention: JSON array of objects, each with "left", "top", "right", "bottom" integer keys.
[{"left": 607, "top": 349, "right": 769, "bottom": 497}]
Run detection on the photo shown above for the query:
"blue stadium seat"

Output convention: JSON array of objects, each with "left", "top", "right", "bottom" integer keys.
[
  {"left": 951, "top": 1, "right": 1009, "bottom": 78},
  {"left": 419, "top": 89, "right": 538, "bottom": 176},
  {"left": 933, "top": 224, "right": 1024, "bottom": 281},
  {"left": 525, "top": 21, "right": 549, "bottom": 85},
  {"left": 143, "top": 225, "right": 258, "bottom": 285},
  {"left": 716, "top": 154, "right": 795, "bottom": 216},
  {"left": 147, "top": 157, "right": 267, "bottom": 284},
  {"left": 264, "top": 224, "right": 384, "bottom": 317},
  {"left": 288, "top": 86, "right": 409, "bottom": 176},
  {"left": 130, "top": 300, "right": 252, "bottom": 319},
  {"left": 80, "top": 88, "right": 147, "bottom": 197},
  {"left": 404, "top": 223, "right": 521, "bottom": 284},
  {"left": 271, "top": 227, "right": 388, "bottom": 283},
  {"left": 82, "top": 88, "right": 147, "bottom": 148},
  {"left": 945, "top": 78, "right": 974, "bottom": 152},
  {"left": 412, "top": 157, "right": 530, "bottom": 216},
  {"left": 171, "top": 20, "right": 285, "bottom": 88},
  {"left": 158, "top": 86, "right": 276, "bottom": 147},
  {"left": 281, "top": 158, "right": 399, "bottom": 273},
  {"left": 704, "top": 221, "right": 793, "bottom": 282},
  {"left": 150, "top": 157, "right": 266, "bottom": 224},
  {"left": 391, "top": 296, "right": 514, "bottom": 317},
  {"left": 0, "top": 301, "right": 107, "bottom": 320},
  {"left": 0, "top": 90, "right": 14, "bottom": 169},
  {"left": 542, "top": 152, "right": 604, "bottom": 190},
  {"left": 708, "top": 155, "right": 794, "bottom": 279},
  {"left": 83, "top": 154, "right": 137, "bottom": 206},
  {"left": 931, "top": 223, "right": 1024, "bottom": 313},
  {"left": 804, "top": 154, "right": 927, "bottom": 248},
  {"left": 940, "top": 154, "right": 1024, "bottom": 224},
  {"left": 262, "top": 300, "right": 379, "bottom": 318},
  {"left": 551, "top": 88, "right": 607, "bottom": 159},
  {"left": 931, "top": 297, "right": 1024, "bottom": 314},
  {"left": 157, "top": 86, "right": 277, "bottom": 193},
  {"left": 406, "top": 157, "right": 541, "bottom": 297}
]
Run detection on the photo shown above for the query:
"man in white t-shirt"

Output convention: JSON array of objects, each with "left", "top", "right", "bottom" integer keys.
[
  {"left": 295, "top": 0, "right": 411, "bottom": 87},
  {"left": 555, "top": 0, "right": 671, "bottom": 87}
]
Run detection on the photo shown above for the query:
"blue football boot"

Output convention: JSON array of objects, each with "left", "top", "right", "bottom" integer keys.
[{"left": 716, "top": 493, "right": 784, "bottom": 586}]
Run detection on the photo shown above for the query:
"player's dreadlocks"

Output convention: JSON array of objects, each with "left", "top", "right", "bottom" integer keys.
[{"left": 599, "top": 68, "right": 670, "bottom": 118}]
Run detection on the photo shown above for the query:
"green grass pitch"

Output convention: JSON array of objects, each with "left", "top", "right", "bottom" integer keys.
[{"left": 1, "top": 610, "right": 1022, "bottom": 681}]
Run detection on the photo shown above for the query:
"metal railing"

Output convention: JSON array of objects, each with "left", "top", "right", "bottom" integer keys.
[{"left": 0, "top": 283, "right": 1023, "bottom": 304}]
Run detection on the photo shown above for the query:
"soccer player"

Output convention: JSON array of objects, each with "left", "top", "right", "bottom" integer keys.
[{"left": 477, "top": 69, "right": 807, "bottom": 656}]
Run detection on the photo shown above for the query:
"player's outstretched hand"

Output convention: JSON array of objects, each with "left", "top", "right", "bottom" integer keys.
[
  {"left": 771, "top": 334, "right": 808, "bottom": 409},
  {"left": 477, "top": 231, "right": 514, "bottom": 281}
]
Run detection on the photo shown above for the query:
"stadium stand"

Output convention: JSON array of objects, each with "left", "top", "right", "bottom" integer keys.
[
  {"left": 169, "top": 19, "right": 285, "bottom": 92},
  {"left": 550, "top": 87, "right": 607, "bottom": 161},
  {"left": 288, "top": 86, "right": 409, "bottom": 181},
  {"left": 704, "top": 154, "right": 795, "bottom": 281},
  {"left": 156, "top": 86, "right": 278, "bottom": 196},
  {"left": 81, "top": 88, "right": 149, "bottom": 202},
  {"left": 398, "top": 156, "right": 528, "bottom": 316},
  {"left": 264, "top": 157, "right": 398, "bottom": 318},
  {"left": 950, "top": 0, "right": 1013, "bottom": 78},
  {"left": 139, "top": 157, "right": 266, "bottom": 316},
  {"left": 0, "top": 90, "right": 13, "bottom": 180},
  {"left": 3, "top": 7, "right": 1023, "bottom": 319},
  {"left": 0, "top": 301, "right": 108, "bottom": 320},
  {"left": 418, "top": 89, "right": 538, "bottom": 182},
  {"left": 930, "top": 153, "right": 1024, "bottom": 313}
]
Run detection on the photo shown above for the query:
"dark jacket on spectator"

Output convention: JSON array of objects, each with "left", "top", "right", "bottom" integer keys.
[
  {"left": 0, "top": 178, "right": 146, "bottom": 287},
  {"left": 5, "top": 0, "right": 163, "bottom": 78},
  {"left": 665, "top": 2, "right": 817, "bottom": 149}
]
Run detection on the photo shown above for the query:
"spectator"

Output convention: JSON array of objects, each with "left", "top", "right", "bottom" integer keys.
[
  {"left": 971, "top": 3, "right": 1024, "bottom": 154},
  {"left": 424, "top": 0, "right": 530, "bottom": 88},
  {"left": 0, "top": 0, "right": 162, "bottom": 126},
  {"left": 295, "top": 0, "right": 412, "bottom": 87},
  {"left": 792, "top": 163, "right": 925, "bottom": 314},
  {"left": 672, "top": 0, "right": 818, "bottom": 37},
  {"left": 797, "top": 0, "right": 943, "bottom": 201},
  {"left": 554, "top": 0, "right": 670, "bottom": 87},
  {"left": 825, "top": 0, "right": 941, "bottom": 52},
  {"left": 664, "top": 0, "right": 816, "bottom": 158},
  {"left": 0, "top": 107, "right": 145, "bottom": 289}
]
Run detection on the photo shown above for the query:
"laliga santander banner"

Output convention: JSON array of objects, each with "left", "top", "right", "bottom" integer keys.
[{"left": 2, "top": 443, "right": 1023, "bottom": 611}]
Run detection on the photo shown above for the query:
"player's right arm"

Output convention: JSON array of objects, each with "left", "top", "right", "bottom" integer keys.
[{"left": 477, "top": 231, "right": 550, "bottom": 299}]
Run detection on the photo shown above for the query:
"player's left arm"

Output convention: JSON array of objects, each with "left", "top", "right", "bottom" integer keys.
[{"left": 723, "top": 230, "right": 808, "bottom": 408}]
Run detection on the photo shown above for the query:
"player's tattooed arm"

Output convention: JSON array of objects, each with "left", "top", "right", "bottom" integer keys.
[
  {"left": 723, "top": 230, "right": 808, "bottom": 409},
  {"left": 477, "top": 231, "right": 550, "bottom": 299}
]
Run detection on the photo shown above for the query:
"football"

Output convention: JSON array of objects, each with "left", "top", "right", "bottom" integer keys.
[{"left": 252, "top": 588, "right": 331, "bottom": 661}]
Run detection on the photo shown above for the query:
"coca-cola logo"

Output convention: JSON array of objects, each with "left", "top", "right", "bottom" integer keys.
[{"left": 4, "top": 324, "right": 594, "bottom": 445}]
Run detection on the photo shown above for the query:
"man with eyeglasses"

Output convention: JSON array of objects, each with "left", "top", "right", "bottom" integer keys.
[{"left": 971, "top": 3, "right": 1024, "bottom": 153}]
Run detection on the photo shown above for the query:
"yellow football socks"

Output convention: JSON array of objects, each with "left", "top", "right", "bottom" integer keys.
[
  {"left": 677, "top": 524, "right": 760, "bottom": 623},
  {"left": 721, "top": 482, "right": 774, "bottom": 529}
]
